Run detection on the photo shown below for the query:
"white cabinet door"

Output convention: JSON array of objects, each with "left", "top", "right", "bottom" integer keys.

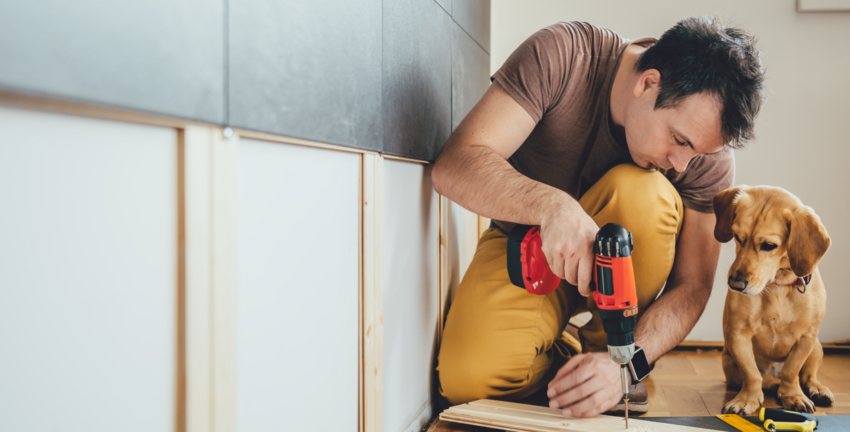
[
  {"left": 0, "top": 107, "right": 177, "bottom": 432},
  {"left": 382, "top": 160, "right": 439, "bottom": 432},
  {"left": 236, "top": 139, "right": 359, "bottom": 432}
]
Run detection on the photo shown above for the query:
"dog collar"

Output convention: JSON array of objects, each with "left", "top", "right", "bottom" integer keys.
[
  {"left": 795, "top": 274, "right": 812, "bottom": 287},
  {"left": 776, "top": 274, "right": 812, "bottom": 293}
]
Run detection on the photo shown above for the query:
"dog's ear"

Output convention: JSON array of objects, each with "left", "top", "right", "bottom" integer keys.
[
  {"left": 785, "top": 206, "right": 830, "bottom": 277},
  {"left": 713, "top": 187, "right": 743, "bottom": 243}
]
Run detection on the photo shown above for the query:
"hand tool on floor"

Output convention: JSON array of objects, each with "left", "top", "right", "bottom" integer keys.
[
  {"left": 507, "top": 223, "right": 647, "bottom": 429},
  {"left": 759, "top": 408, "right": 818, "bottom": 432},
  {"left": 716, "top": 414, "right": 767, "bottom": 432}
]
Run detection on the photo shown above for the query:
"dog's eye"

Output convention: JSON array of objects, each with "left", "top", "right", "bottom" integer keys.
[
  {"left": 760, "top": 243, "right": 777, "bottom": 251},
  {"left": 733, "top": 234, "right": 742, "bottom": 244}
]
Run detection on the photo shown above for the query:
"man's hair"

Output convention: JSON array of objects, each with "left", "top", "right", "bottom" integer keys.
[{"left": 636, "top": 16, "right": 765, "bottom": 149}]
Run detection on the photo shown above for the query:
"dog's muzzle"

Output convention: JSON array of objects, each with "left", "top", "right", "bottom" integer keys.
[{"left": 728, "top": 276, "right": 748, "bottom": 292}]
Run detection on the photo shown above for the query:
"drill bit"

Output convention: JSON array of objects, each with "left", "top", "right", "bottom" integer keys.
[{"left": 620, "top": 365, "right": 630, "bottom": 429}]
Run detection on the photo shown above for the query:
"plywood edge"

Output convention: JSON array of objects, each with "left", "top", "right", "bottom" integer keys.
[
  {"left": 362, "top": 153, "right": 384, "bottom": 432},
  {"left": 477, "top": 215, "right": 490, "bottom": 239},
  {"left": 383, "top": 154, "right": 430, "bottom": 164},
  {"left": 675, "top": 341, "right": 725, "bottom": 350},
  {"left": 183, "top": 126, "right": 214, "bottom": 432},
  {"left": 0, "top": 88, "right": 214, "bottom": 130},
  {"left": 211, "top": 129, "right": 239, "bottom": 432},
  {"left": 175, "top": 130, "right": 187, "bottom": 432}
]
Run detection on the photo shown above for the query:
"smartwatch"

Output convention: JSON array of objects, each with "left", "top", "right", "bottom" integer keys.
[{"left": 628, "top": 346, "right": 651, "bottom": 382}]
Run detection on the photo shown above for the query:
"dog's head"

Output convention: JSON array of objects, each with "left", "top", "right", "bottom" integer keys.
[{"left": 713, "top": 186, "right": 830, "bottom": 296}]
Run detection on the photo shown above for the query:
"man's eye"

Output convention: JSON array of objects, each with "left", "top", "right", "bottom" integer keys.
[
  {"left": 761, "top": 243, "right": 777, "bottom": 251},
  {"left": 673, "top": 135, "right": 687, "bottom": 147}
]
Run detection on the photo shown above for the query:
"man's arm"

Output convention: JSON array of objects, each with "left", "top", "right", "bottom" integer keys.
[
  {"left": 546, "top": 207, "right": 721, "bottom": 417},
  {"left": 433, "top": 82, "right": 554, "bottom": 223},
  {"left": 433, "top": 82, "right": 599, "bottom": 291},
  {"left": 634, "top": 207, "right": 721, "bottom": 364}
]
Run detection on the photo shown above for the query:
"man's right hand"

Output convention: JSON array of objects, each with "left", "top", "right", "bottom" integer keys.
[{"left": 539, "top": 202, "right": 599, "bottom": 296}]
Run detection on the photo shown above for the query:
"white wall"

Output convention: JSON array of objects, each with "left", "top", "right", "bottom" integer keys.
[
  {"left": 236, "top": 139, "right": 360, "bottom": 432},
  {"left": 492, "top": 0, "right": 850, "bottom": 342},
  {"left": 0, "top": 107, "right": 177, "bottom": 431}
]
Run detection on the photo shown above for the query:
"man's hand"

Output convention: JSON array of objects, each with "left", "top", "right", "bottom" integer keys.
[
  {"left": 547, "top": 352, "right": 627, "bottom": 418},
  {"left": 540, "top": 203, "right": 599, "bottom": 296}
]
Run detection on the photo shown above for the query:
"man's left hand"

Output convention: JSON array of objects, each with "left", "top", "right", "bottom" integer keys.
[{"left": 547, "top": 352, "right": 627, "bottom": 418}]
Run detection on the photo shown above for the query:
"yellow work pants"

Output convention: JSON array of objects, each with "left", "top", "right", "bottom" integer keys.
[{"left": 437, "top": 164, "right": 684, "bottom": 405}]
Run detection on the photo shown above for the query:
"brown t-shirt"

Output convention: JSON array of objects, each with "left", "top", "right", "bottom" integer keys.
[{"left": 492, "top": 22, "right": 734, "bottom": 229}]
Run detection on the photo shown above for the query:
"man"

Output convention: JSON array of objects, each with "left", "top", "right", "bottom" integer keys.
[{"left": 432, "top": 17, "right": 764, "bottom": 418}]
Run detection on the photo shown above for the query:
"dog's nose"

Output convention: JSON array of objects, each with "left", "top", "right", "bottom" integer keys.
[{"left": 728, "top": 276, "right": 748, "bottom": 292}]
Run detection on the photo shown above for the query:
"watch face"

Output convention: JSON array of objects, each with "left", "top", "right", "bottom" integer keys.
[{"left": 628, "top": 346, "right": 651, "bottom": 382}]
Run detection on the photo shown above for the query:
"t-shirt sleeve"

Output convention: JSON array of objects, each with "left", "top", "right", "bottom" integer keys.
[
  {"left": 491, "top": 25, "right": 575, "bottom": 123},
  {"left": 666, "top": 148, "right": 736, "bottom": 213}
]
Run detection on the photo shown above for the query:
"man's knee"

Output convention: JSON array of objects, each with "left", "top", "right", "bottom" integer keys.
[
  {"left": 586, "top": 164, "right": 683, "bottom": 235},
  {"left": 437, "top": 337, "right": 546, "bottom": 405}
]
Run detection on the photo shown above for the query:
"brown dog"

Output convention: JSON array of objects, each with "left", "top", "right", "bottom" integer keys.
[{"left": 713, "top": 186, "right": 834, "bottom": 415}]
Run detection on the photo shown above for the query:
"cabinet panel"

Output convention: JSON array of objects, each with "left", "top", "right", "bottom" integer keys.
[
  {"left": 229, "top": 0, "right": 382, "bottom": 150},
  {"left": 0, "top": 0, "right": 224, "bottom": 123},
  {"left": 236, "top": 139, "right": 360, "bottom": 432},
  {"left": 0, "top": 107, "right": 177, "bottom": 431}
]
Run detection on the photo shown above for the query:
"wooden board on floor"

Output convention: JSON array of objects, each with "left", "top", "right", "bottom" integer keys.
[{"left": 440, "top": 400, "right": 718, "bottom": 432}]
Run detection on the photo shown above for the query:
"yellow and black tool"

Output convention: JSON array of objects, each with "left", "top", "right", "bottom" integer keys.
[
  {"left": 716, "top": 413, "right": 764, "bottom": 432},
  {"left": 759, "top": 407, "right": 818, "bottom": 432}
]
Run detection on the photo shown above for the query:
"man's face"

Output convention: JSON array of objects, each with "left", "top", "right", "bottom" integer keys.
[{"left": 624, "top": 90, "right": 726, "bottom": 172}]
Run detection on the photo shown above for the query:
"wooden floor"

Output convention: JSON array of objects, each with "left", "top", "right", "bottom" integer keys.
[
  {"left": 642, "top": 349, "right": 850, "bottom": 416},
  {"left": 427, "top": 349, "right": 850, "bottom": 432}
]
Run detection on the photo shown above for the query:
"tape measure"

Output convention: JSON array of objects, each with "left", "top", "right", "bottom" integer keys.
[{"left": 716, "top": 414, "right": 764, "bottom": 432}]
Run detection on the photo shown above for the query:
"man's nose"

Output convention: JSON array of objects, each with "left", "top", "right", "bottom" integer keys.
[{"left": 668, "top": 150, "right": 694, "bottom": 173}]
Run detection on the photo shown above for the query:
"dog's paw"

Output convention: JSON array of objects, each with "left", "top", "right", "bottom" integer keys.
[
  {"left": 805, "top": 383, "right": 835, "bottom": 407},
  {"left": 722, "top": 392, "right": 763, "bottom": 415},
  {"left": 781, "top": 393, "right": 816, "bottom": 413}
]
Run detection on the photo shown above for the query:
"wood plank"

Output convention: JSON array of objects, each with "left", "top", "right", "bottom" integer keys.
[
  {"left": 175, "top": 129, "right": 187, "bottom": 432},
  {"left": 183, "top": 126, "right": 214, "bottom": 432},
  {"left": 437, "top": 195, "right": 451, "bottom": 409},
  {"left": 361, "top": 153, "right": 384, "bottom": 432},
  {"left": 440, "top": 400, "right": 718, "bottom": 432},
  {"left": 211, "top": 128, "right": 238, "bottom": 432},
  {"left": 477, "top": 215, "right": 490, "bottom": 239},
  {"left": 0, "top": 88, "right": 212, "bottom": 130}
]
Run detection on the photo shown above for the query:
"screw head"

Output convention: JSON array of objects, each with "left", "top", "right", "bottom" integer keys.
[{"left": 223, "top": 127, "right": 233, "bottom": 139}]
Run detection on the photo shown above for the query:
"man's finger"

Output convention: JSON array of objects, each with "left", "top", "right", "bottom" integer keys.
[
  {"left": 549, "top": 353, "right": 589, "bottom": 385},
  {"left": 565, "top": 387, "right": 617, "bottom": 418},
  {"left": 551, "top": 252, "right": 565, "bottom": 279},
  {"left": 564, "top": 251, "right": 580, "bottom": 285},
  {"left": 547, "top": 358, "right": 596, "bottom": 398},
  {"left": 576, "top": 253, "right": 593, "bottom": 296},
  {"left": 548, "top": 377, "right": 600, "bottom": 410}
]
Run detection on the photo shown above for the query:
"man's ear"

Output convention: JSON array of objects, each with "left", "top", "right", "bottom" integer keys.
[
  {"left": 713, "top": 186, "right": 743, "bottom": 243},
  {"left": 785, "top": 206, "right": 830, "bottom": 277},
  {"left": 633, "top": 69, "right": 661, "bottom": 99}
]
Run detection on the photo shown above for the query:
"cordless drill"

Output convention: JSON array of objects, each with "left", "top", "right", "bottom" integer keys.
[
  {"left": 507, "top": 223, "right": 640, "bottom": 427},
  {"left": 591, "top": 223, "right": 638, "bottom": 427}
]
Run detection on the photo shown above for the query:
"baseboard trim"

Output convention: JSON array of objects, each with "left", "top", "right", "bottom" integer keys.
[{"left": 676, "top": 341, "right": 850, "bottom": 353}]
